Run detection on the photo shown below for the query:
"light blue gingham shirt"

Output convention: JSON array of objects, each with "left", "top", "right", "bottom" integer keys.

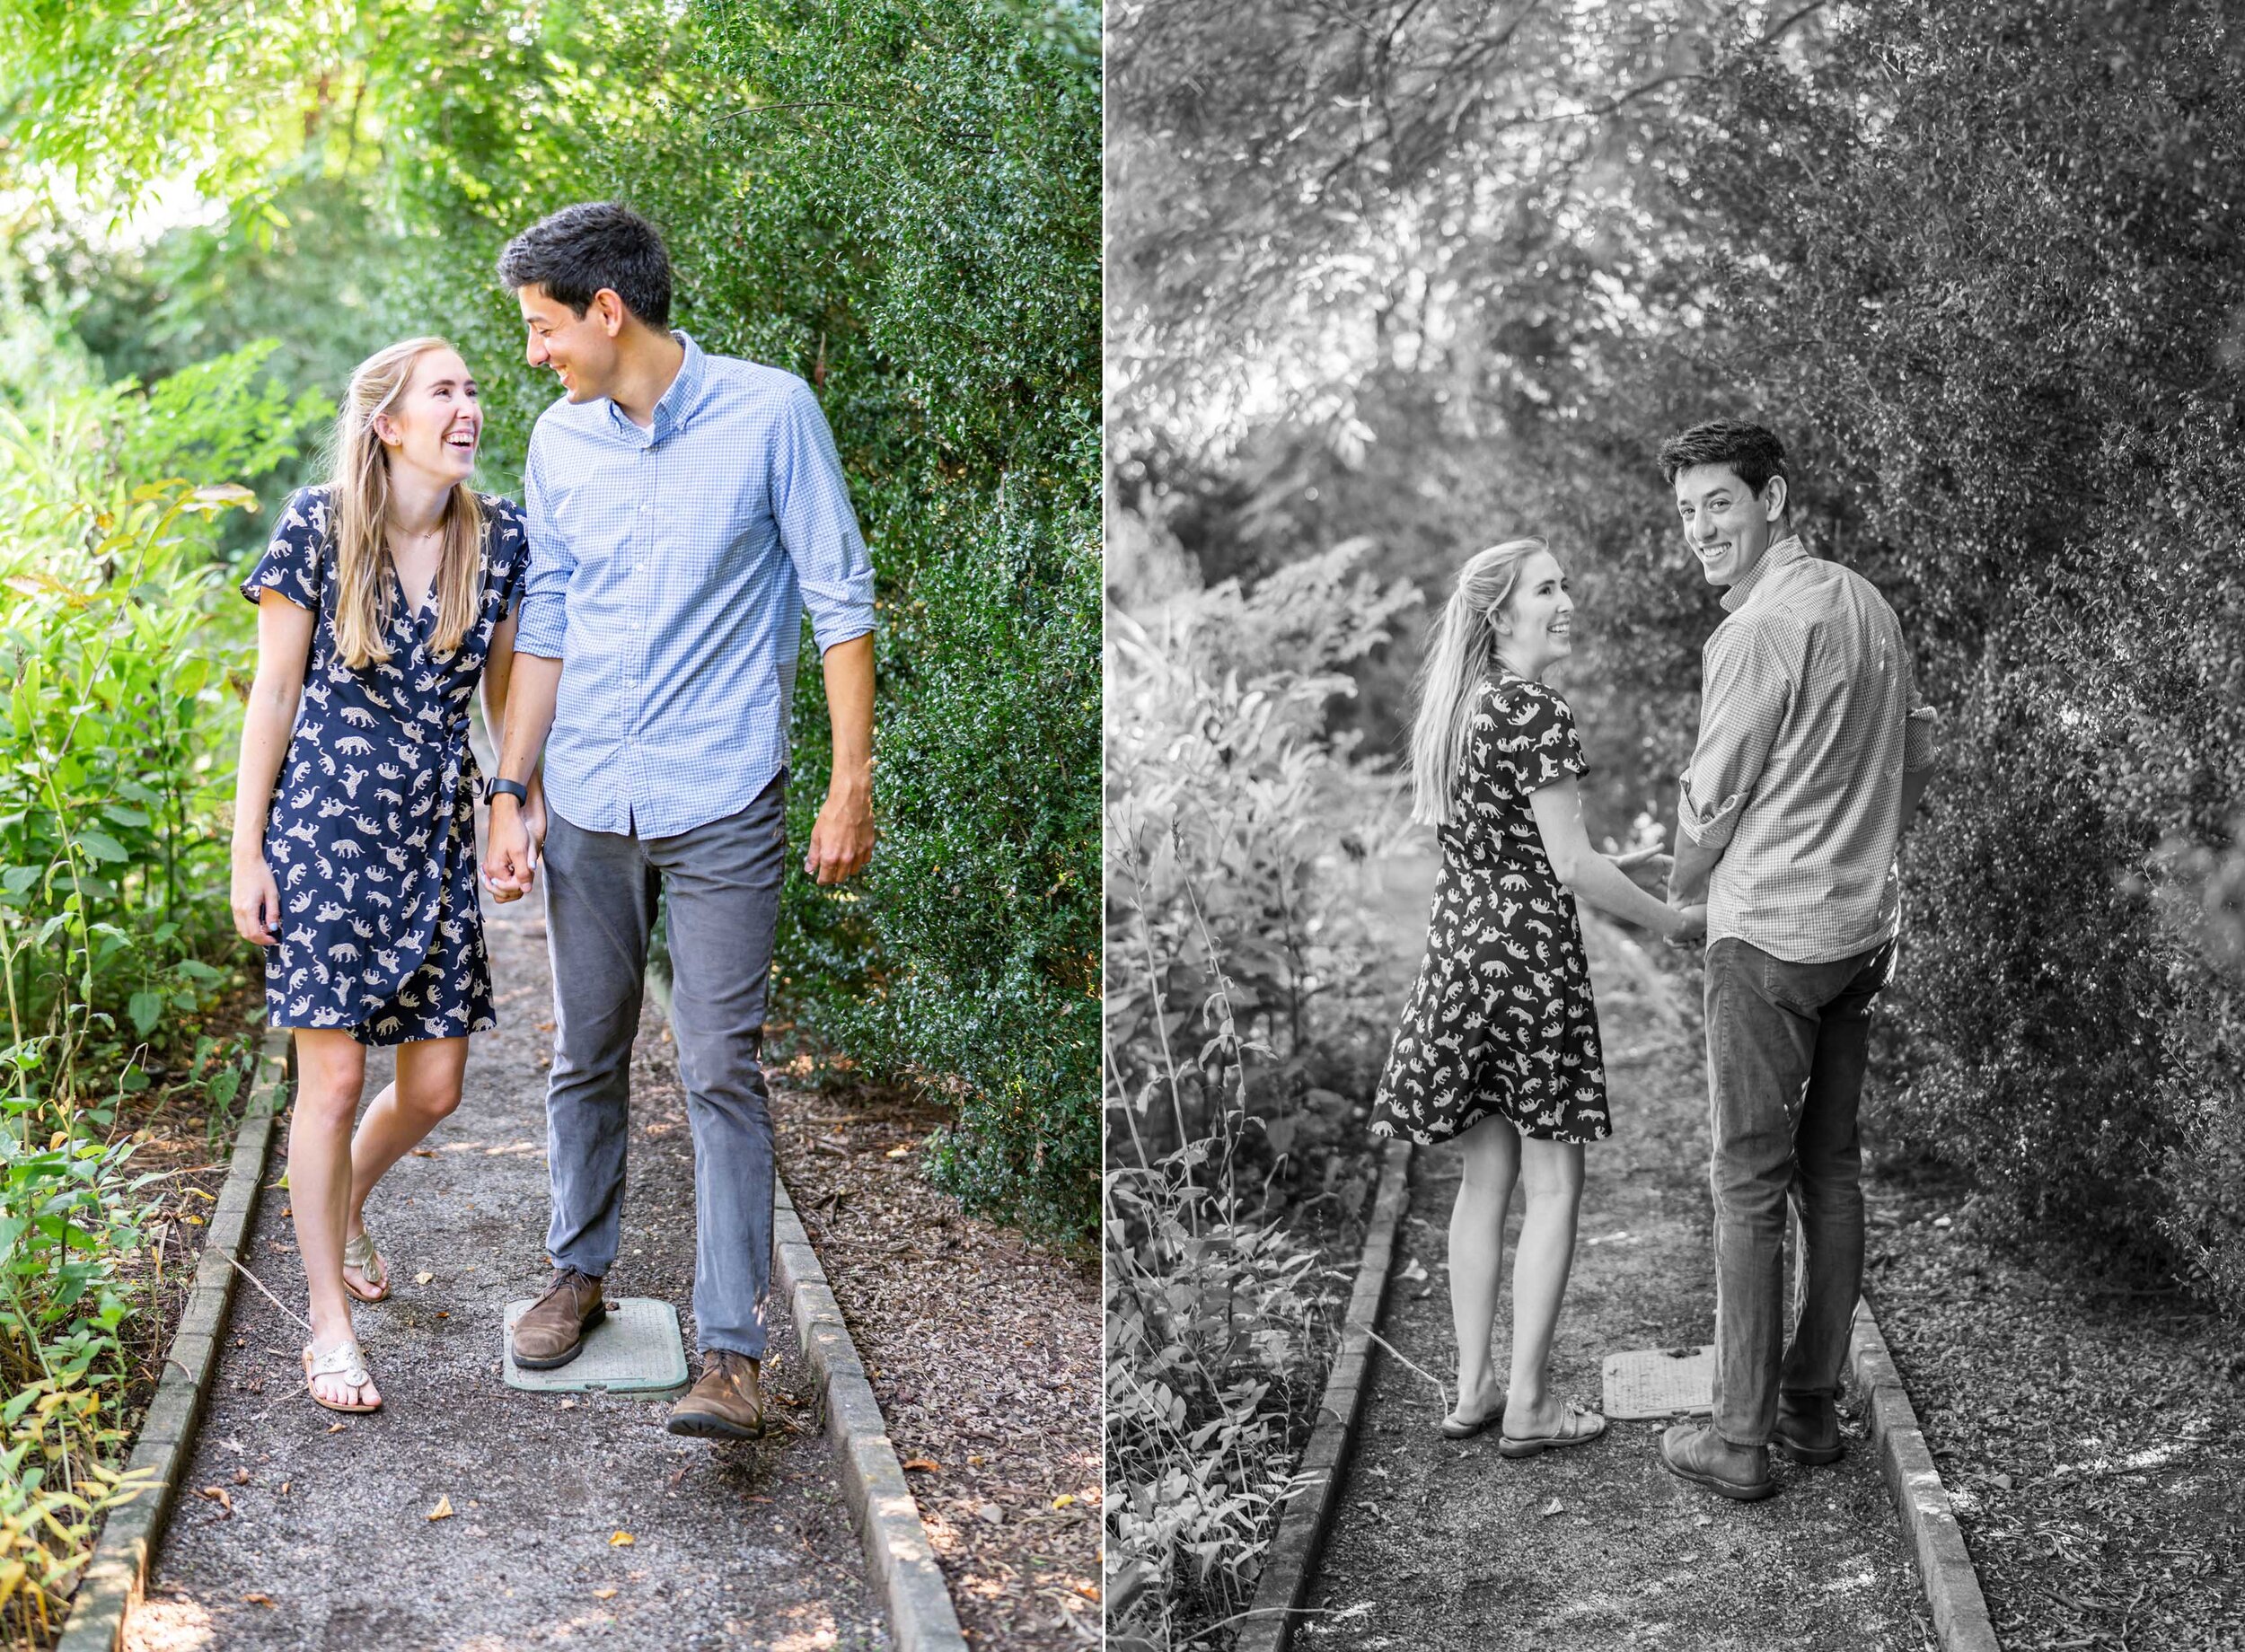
[{"left": 516, "top": 333, "right": 876, "bottom": 839}]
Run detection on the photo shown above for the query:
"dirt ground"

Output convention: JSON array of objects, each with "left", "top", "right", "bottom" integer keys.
[
  {"left": 128, "top": 896, "right": 888, "bottom": 1652},
  {"left": 1303, "top": 882, "right": 1935, "bottom": 1650},
  {"left": 1863, "top": 1171, "right": 2245, "bottom": 1650},
  {"left": 770, "top": 1077, "right": 1102, "bottom": 1648}
]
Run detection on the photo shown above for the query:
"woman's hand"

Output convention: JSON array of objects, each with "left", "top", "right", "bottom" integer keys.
[
  {"left": 1614, "top": 845, "right": 1674, "bottom": 895},
  {"left": 232, "top": 856, "right": 282, "bottom": 945},
  {"left": 1666, "top": 903, "right": 1707, "bottom": 945}
]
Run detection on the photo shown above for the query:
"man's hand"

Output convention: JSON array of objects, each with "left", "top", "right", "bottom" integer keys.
[
  {"left": 805, "top": 776, "right": 875, "bottom": 886},
  {"left": 1668, "top": 903, "right": 1708, "bottom": 946},
  {"left": 1614, "top": 846, "right": 1674, "bottom": 895},
  {"left": 484, "top": 798, "right": 539, "bottom": 902}
]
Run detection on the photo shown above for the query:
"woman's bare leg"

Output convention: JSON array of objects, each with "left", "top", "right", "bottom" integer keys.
[
  {"left": 1503, "top": 1136, "right": 1587, "bottom": 1436},
  {"left": 288, "top": 1030, "right": 377, "bottom": 1408},
  {"left": 1447, "top": 1114, "right": 1521, "bottom": 1425},
  {"left": 343, "top": 1037, "right": 468, "bottom": 1288}
]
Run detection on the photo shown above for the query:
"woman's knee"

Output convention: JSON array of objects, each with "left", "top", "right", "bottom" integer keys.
[
  {"left": 1518, "top": 1139, "right": 1586, "bottom": 1207},
  {"left": 399, "top": 1082, "right": 462, "bottom": 1126},
  {"left": 293, "top": 1079, "right": 362, "bottom": 1133}
]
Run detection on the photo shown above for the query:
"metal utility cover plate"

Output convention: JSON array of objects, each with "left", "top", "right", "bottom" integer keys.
[
  {"left": 501, "top": 1296, "right": 689, "bottom": 1395},
  {"left": 1603, "top": 1344, "right": 1716, "bottom": 1419}
]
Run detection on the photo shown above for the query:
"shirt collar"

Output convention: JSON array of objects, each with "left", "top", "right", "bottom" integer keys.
[
  {"left": 1720, "top": 532, "right": 1805, "bottom": 612},
  {"left": 606, "top": 330, "right": 706, "bottom": 445}
]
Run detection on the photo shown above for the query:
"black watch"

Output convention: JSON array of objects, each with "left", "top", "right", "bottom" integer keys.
[{"left": 482, "top": 778, "right": 530, "bottom": 807}]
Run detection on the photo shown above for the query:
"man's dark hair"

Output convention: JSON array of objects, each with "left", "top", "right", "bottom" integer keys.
[
  {"left": 1657, "top": 419, "right": 1789, "bottom": 501},
  {"left": 497, "top": 202, "right": 673, "bottom": 329}
]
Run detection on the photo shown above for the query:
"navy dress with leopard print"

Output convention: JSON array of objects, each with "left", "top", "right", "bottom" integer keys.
[
  {"left": 240, "top": 485, "right": 527, "bottom": 1044},
  {"left": 1370, "top": 667, "right": 1610, "bottom": 1146}
]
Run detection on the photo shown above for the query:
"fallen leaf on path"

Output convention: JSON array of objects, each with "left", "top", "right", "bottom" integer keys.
[
  {"left": 410, "top": 1149, "right": 436, "bottom": 1158},
  {"left": 428, "top": 1497, "right": 453, "bottom": 1521},
  {"left": 326, "top": 1422, "right": 346, "bottom": 1435},
  {"left": 415, "top": 1271, "right": 434, "bottom": 1285},
  {"left": 279, "top": 1482, "right": 290, "bottom": 1494},
  {"left": 232, "top": 1468, "right": 250, "bottom": 1485},
  {"left": 1052, "top": 1494, "right": 1076, "bottom": 1508},
  {"left": 902, "top": 1458, "right": 940, "bottom": 1472},
  {"left": 1397, "top": 1257, "right": 1429, "bottom": 1284},
  {"left": 885, "top": 1144, "right": 911, "bottom": 1159},
  {"left": 196, "top": 1486, "right": 233, "bottom": 1515},
  {"left": 975, "top": 1503, "right": 1003, "bottom": 1525},
  {"left": 242, "top": 1593, "right": 274, "bottom": 1607},
  {"left": 536, "top": 1021, "right": 555, "bottom": 1032},
  {"left": 610, "top": 1531, "right": 636, "bottom": 1546},
  {"left": 593, "top": 1588, "right": 617, "bottom": 1600},
  {"left": 559, "top": 1398, "right": 577, "bottom": 1410},
  {"left": 1538, "top": 1498, "right": 1564, "bottom": 1518}
]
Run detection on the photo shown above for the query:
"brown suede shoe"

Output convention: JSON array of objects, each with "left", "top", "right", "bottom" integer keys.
[
  {"left": 665, "top": 1351, "right": 763, "bottom": 1440},
  {"left": 1660, "top": 1420, "right": 1776, "bottom": 1501},
  {"left": 1774, "top": 1393, "right": 1844, "bottom": 1466},
  {"left": 511, "top": 1268, "right": 606, "bottom": 1370}
]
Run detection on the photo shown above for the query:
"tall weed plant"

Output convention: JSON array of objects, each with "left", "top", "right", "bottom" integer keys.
[
  {"left": 0, "top": 307, "right": 321, "bottom": 1638},
  {"left": 1104, "top": 519, "right": 1416, "bottom": 1648}
]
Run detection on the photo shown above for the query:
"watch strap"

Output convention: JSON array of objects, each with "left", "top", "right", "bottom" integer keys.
[{"left": 483, "top": 778, "right": 530, "bottom": 806}]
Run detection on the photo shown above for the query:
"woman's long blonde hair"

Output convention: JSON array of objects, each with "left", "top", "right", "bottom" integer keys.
[
  {"left": 1406, "top": 538, "right": 1547, "bottom": 826},
  {"left": 325, "top": 337, "right": 486, "bottom": 669}
]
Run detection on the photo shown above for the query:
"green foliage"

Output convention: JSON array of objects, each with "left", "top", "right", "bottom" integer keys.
[
  {"left": 0, "top": 300, "right": 316, "bottom": 1638},
  {"left": 3, "top": 0, "right": 1100, "bottom": 1238}
]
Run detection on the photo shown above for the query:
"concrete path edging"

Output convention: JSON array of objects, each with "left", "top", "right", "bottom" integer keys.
[
  {"left": 1849, "top": 1296, "right": 2001, "bottom": 1652},
  {"left": 643, "top": 962, "right": 968, "bottom": 1652},
  {"left": 1236, "top": 1136, "right": 1414, "bottom": 1652},
  {"left": 57, "top": 1025, "right": 293, "bottom": 1652}
]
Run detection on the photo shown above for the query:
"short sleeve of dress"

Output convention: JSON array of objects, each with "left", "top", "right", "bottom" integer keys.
[
  {"left": 483, "top": 496, "right": 532, "bottom": 617},
  {"left": 1460, "top": 675, "right": 1589, "bottom": 815},
  {"left": 240, "top": 488, "right": 329, "bottom": 611},
  {"left": 1516, "top": 682, "right": 1589, "bottom": 794}
]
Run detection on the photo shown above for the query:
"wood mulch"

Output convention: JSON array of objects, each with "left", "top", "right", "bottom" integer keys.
[
  {"left": 1863, "top": 1161, "right": 2245, "bottom": 1651},
  {"left": 770, "top": 1064, "right": 1102, "bottom": 1650},
  {"left": 102, "top": 1008, "right": 270, "bottom": 1450}
]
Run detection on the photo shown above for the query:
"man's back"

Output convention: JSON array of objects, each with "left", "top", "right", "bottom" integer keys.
[{"left": 1688, "top": 536, "right": 1933, "bottom": 962}]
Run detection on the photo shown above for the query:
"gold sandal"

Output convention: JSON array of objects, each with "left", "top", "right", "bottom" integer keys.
[
  {"left": 341, "top": 1230, "right": 390, "bottom": 1304},
  {"left": 302, "top": 1340, "right": 382, "bottom": 1413}
]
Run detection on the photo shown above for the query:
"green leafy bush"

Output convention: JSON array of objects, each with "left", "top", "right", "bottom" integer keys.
[{"left": 0, "top": 319, "right": 320, "bottom": 1638}]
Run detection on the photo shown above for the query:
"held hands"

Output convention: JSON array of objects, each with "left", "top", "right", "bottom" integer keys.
[
  {"left": 482, "top": 795, "right": 544, "bottom": 902},
  {"left": 1665, "top": 903, "right": 1708, "bottom": 946},
  {"left": 230, "top": 856, "right": 281, "bottom": 946},
  {"left": 1614, "top": 845, "right": 1674, "bottom": 896}
]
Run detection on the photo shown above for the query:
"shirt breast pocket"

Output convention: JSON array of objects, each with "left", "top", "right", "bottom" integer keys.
[{"left": 673, "top": 474, "right": 772, "bottom": 581}]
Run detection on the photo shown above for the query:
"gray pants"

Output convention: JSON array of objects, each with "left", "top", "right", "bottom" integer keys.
[
  {"left": 538, "top": 776, "right": 787, "bottom": 1359},
  {"left": 1704, "top": 934, "right": 1897, "bottom": 1448}
]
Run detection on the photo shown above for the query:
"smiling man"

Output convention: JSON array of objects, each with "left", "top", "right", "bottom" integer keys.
[
  {"left": 1654, "top": 419, "right": 1937, "bottom": 1501},
  {"left": 480, "top": 201, "right": 876, "bottom": 1440}
]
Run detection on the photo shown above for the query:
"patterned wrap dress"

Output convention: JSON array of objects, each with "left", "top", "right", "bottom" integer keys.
[
  {"left": 240, "top": 485, "right": 528, "bottom": 1044},
  {"left": 1370, "top": 667, "right": 1611, "bottom": 1145}
]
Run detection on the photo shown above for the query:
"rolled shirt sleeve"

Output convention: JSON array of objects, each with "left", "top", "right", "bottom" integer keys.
[
  {"left": 1903, "top": 671, "right": 1940, "bottom": 774},
  {"left": 514, "top": 435, "right": 573, "bottom": 661},
  {"left": 1678, "top": 618, "right": 1793, "bottom": 854},
  {"left": 771, "top": 384, "right": 876, "bottom": 654}
]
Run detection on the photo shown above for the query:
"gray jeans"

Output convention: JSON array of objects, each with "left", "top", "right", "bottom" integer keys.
[
  {"left": 1704, "top": 934, "right": 1897, "bottom": 1448},
  {"left": 537, "top": 776, "right": 787, "bottom": 1359}
]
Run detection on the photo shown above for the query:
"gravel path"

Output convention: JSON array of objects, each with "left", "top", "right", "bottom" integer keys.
[
  {"left": 1304, "top": 884, "right": 1937, "bottom": 1650},
  {"left": 128, "top": 895, "right": 888, "bottom": 1652}
]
